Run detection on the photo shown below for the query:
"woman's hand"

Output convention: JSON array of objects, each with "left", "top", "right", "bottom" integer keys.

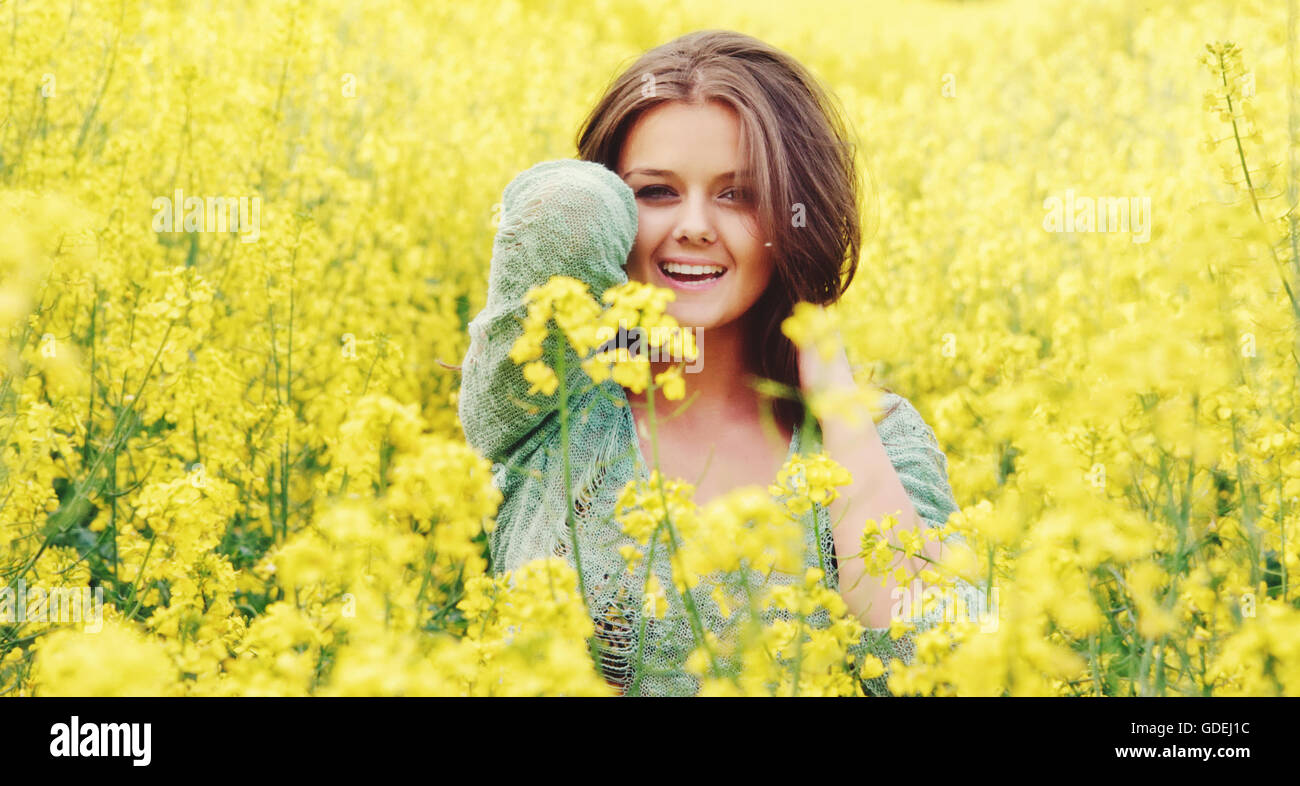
[
  {"left": 786, "top": 302, "right": 881, "bottom": 429},
  {"left": 795, "top": 319, "right": 858, "bottom": 398}
]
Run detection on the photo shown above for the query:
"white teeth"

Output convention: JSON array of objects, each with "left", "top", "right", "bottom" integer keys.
[{"left": 660, "top": 261, "right": 725, "bottom": 276}]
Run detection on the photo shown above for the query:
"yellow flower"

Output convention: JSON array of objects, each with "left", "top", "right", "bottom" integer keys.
[
  {"left": 643, "top": 574, "right": 668, "bottom": 619},
  {"left": 807, "top": 385, "right": 883, "bottom": 428},
  {"left": 887, "top": 617, "right": 914, "bottom": 640},
  {"left": 859, "top": 654, "right": 885, "bottom": 680},
  {"left": 781, "top": 301, "right": 843, "bottom": 362},
  {"left": 618, "top": 543, "right": 642, "bottom": 569},
  {"left": 654, "top": 365, "right": 686, "bottom": 400},
  {"left": 522, "top": 360, "right": 558, "bottom": 396},
  {"left": 711, "top": 583, "right": 734, "bottom": 618}
]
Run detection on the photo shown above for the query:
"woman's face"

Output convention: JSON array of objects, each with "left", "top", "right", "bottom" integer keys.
[{"left": 617, "top": 99, "right": 773, "bottom": 332}]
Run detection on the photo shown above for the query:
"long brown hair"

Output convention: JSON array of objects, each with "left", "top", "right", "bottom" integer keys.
[{"left": 576, "top": 29, "right": 898, "bottom": 438}]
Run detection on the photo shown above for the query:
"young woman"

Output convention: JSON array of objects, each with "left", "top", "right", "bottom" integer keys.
[{"left": 458, "top": 30, "right": 964, "bottom": 696}]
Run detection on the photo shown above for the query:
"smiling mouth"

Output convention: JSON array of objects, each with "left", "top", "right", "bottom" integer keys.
[{"left": 657, "top": 261, "right": 727, "bottom": 283}]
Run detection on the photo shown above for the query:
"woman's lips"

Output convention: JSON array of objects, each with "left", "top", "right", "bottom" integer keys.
[{"left": 655, "top": 260, "right": 728, "bottom": 292}]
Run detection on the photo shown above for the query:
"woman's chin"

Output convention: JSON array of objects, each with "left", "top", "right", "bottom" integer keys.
[{"left": 664, "top": 307, "right": 717, "bottom": 331}]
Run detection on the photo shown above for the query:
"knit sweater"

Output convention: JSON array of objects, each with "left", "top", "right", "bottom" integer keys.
[{"left": 457, "top": 158, "right": 968, "bottom": 696}]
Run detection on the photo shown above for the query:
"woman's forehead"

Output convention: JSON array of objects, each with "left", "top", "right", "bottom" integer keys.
[{"left": 618, "top": 100, "right": 746, "bottom": 175}]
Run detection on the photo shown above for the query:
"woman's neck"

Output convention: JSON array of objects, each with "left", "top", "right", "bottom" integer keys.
[{"left": 625, "top": 315, "right": 760, "bottom": 425}]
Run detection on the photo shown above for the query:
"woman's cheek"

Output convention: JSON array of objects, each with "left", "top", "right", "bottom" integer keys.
[{"left": 635, "top": 214, "right": 669, "bottom": 265}]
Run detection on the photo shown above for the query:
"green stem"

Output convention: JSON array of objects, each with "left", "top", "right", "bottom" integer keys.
[
  {"left": 122, "top": 532, "right": 159, "bottom": 622},
  {"left": 553, "top": 335, "right": 601, "bottom": 673},
  {"left": 1217, "top": 49, "right": 1300, "bottom": 321},
  {"left": 625, "top": 521, "right": 662, "bottom": 698},
  {"left": 641, "top": 371, "right": 721, "bottom": 680}
]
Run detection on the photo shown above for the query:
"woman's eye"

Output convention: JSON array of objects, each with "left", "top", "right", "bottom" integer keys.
[{"left": 635, "top": 185, "right": 752, "bottom": 202}]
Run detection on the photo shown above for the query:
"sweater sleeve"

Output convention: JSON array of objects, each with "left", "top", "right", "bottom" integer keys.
[
  {"left": 874, "top": 395, "right": 961, "bottom": 537},
  {"left": 843, "top": 394, "right": 976, "bottom": 695},
  {"left": 457, "top": 159, "right": 638, "bottom": 467}
]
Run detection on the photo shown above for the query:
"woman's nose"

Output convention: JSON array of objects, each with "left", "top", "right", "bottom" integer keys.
[
  {"left": 674, "top": 195, "right": 717, "bottom": 244},
  {"left": 677, "top": 225, "right": 716, "bottom": 244}
]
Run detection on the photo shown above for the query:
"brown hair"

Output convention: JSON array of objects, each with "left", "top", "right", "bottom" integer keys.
[{"left": 576, "top": 29, "right": 899, "bottom": 438}]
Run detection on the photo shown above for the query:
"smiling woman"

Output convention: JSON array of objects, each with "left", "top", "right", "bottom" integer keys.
[
  {"left": 577, "top": 30, "right": 868, "bottom": 440},
  {"left": 458, "top": 29, "right": 967, "bottom": 696},
  {"left": 619, "top": 100, "right": 774, "bottom": 335}
]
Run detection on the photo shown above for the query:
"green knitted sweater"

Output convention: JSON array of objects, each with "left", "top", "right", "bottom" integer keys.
[{"left": 458, "top": 158, "right": 968, "bottom": 696}]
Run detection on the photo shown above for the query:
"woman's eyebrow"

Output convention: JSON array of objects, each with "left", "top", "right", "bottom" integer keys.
[
  {"left": 620, "top": 167, "right": 749, "bottom": 182},
  {"left": 621, "top": 167, "right": 674, "bottom": 178}
]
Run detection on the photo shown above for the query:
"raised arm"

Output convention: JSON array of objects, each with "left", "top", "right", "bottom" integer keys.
[
  {"left": 810, "top": 392, "right": 975, "bottom": 694},
  {"left": 457, "top": 158, "right": 639, "bottom": 467},
  {"left": 874, "top": 394, "right": 962, "bottom": 538}
]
